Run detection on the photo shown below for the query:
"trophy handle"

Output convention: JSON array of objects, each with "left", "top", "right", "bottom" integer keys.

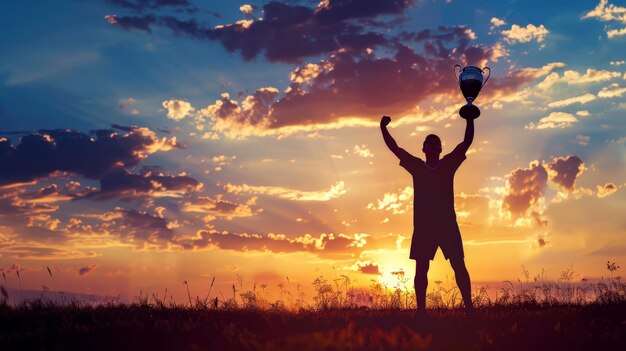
[
  {"left": 454, "top": 64, "right": 462, "bottom": 85},
  {"left": 482, "top": 67, "right": 491, "bottom": 86}
]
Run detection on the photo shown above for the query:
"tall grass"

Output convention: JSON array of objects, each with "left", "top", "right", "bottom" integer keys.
[{"left": 0, "top": 262, "right": 624, "bottom": 311}]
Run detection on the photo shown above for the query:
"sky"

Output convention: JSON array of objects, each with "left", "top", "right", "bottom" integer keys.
[{"left": 0, "top": 0, "right": 624, "bottom": 303}]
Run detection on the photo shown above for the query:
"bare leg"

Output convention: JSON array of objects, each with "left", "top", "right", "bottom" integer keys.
[
  {"left": 450, "top": 258, "right": 474, "bottom": 312},
  {"left": 414, "top": 259, "right": 430, "bottom": 313}
]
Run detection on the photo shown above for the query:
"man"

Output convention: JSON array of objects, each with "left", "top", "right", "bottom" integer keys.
[{"left": 380, "top": 115, "right": 474, "bottom": 315}]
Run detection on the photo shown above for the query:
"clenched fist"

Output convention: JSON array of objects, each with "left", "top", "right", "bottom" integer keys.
[{"left": 380, "top": 115, "right": 391, "bottom": 127}]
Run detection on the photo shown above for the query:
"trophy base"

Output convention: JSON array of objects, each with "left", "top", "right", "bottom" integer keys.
[{"left": 459, "top": 104, "right": 480, "bottom": 120}]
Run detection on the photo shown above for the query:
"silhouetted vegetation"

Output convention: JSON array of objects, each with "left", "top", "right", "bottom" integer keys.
[{"left": 0, "top": 263, "right": 624, "bottom": 350}]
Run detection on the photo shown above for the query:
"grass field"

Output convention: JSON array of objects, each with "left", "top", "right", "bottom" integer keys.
[
  {"left": 1, "top": 263, "right": 625, "bottom": 350},
  {"left": 1, "top": 302, "right": 625, "bottom": 350}
]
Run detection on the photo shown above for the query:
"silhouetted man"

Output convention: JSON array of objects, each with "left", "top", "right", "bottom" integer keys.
[{"left": 380, "top": 115, "right": 474, "bottom": 315}]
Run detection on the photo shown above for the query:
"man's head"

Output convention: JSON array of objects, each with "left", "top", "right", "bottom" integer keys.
[{"left": 422, "top": 134, "right": 442, "bottom": 158}]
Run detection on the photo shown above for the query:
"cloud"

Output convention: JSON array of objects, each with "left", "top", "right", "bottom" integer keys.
[
  {"left": 454, "top": 193, "right": 491, "bottom": 225},
  {"left": 20, "top": 184, "right": 73, "bottom": 204},
  {"left": 576, "top": 134, "right": 590, "bottom": 146},
  {"left": 490, "top": 17, "right": 506, "bottom": 30},
  {"left": 525, "top": 112, "right": 578, "bottom": 130},
  {"left": 500, "top": 155, "right": 585, "bottom": 219},
  {"left": 239, "top": 4, "right": 255, "bottom": 14},
  {"left": 582, "top": 0, "right": 626, "bottom": 38},
  {"left": 502, "top": 161, "right": 548, "bottom": 217},
  {"left": 598, "top": 83, "right": 626, "bottom": 98},
  {"left": 607, "top": 27, "right": 626, "bottom": 37},
  {"left": 367, "top": 186, "right": 413, "bottom": 214},
  {"left": 576, "top": 110, "right": 590, "bottom": 117},
  {"left": 107, "top": 0, "right": 412, "bottom": 63},
  {"left": 352, "top": 261, "right": 381, "bottom": 275},
  {"left": 533, "top": 233, "right": 550, "bottom": 249},
  {"left": 0, "top": 188, "right": 59, "bottom": 216},
  {"left": 104, "top": 14, "right": 157, "bottom": 32},
  {"left": 352, "top": 145, "right": 374, "bottom": 158},
  {"left": 0, "top": 125, "right": 178, "bottom": 187},
  {"left": 197, "top": 88, "right": 278, "bottom": 138},
  {"left": 78, "top": 264, "right": 98, "bottom": 276},
  {"left": 83, "top": 168, "right": 201, "bottom": 200},
  {"left": 181, "top": 195, "right": 258, "bottom": 222},
  {"left": 162, "top": 99, "right": 194, "bottom": 120},
  {"left": 596, "top": 182, "right": 619, "bottom": 198},
  {"left": 547, "top": 93, "right": 597, "bottom": 108},
  {"left": 111, "top": 5, "right": 550, "bottom": 138},
  {"left": 546, "top": 156, "right": 585, "bottom": 191},
  {"left": 190, "top": 44, "right": 551, "bottom": 139},
  {"left": 178, "top": 230, "right": 402, "bottom": 258},
  {"left": 210, "top": 155, "right": 236, "bottom": 171},
  {"left": 224, "top": 181, "right": 347, "bottom": 201},
  {"left": 0, "top": 247, "right": 98, "bottom": 260},
  {"left": 530, "top": 211, "right": 549, "bottom": 227},
  {"left": 119, "top": 97, "right": 139, "bottom": 115},
  {"left": 261, "top": 42, "right": 515, "bottom": 130},
  {"left": 538, "top": 68, "right": 621, "bottom": 90},
  {"left": 91, "top": 207, "right": 176, "bottom": 247},
  {"left": 501, "top": 23, "right": 549, "bottom": 44}
]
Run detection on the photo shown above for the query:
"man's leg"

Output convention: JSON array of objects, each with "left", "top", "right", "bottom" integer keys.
[
  {"left": 414, "top": 259, "right": 430, "bottom": 312},
  {"left": 450, "top": 258, "right": 473, "bottom": 311}
]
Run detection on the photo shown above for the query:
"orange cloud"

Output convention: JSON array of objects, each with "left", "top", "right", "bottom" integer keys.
[
  {"left": 181, "top": 195, "right": 258, "bottom": 222},
  {"left": 596, "top": 182, "right": 619, "bottom": 198},
  {"left": 502, "top": 161, "right": 548, "bottom": 217},
  {"left": 224, "top": 181, "right": 347, "bottom": 201}
]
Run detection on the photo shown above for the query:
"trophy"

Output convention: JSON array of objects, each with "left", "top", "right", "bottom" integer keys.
[{"left": 453, "top": 65, "right": 491, "bottom": 119}]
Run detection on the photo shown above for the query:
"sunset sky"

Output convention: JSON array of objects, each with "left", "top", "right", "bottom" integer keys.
[{"left": 0, "top": 0, "right": 624, "bottom": 303}]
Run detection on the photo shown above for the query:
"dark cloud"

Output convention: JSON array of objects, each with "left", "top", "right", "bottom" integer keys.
[
  {"left": 358, "top": 262, "right": 380, "bottom": 275},
  {"left": 268, "top": 41, "right": 504, "bottom": 127},
  {"left": 109, "top": 208, "right": 175, "bottom": 245},
  {"left": 78, "top": 264, "right": 98, "bottom": 276},
  {"left": 533, "top": 233, "right": 549, "bottom": 249},
  {"left": 105, "top": 14, "right": 157, "bottom": 32},
  {"left": 25, "top": 184, "right": 58, "bottom": 199},
  {"left": 0, "top": 125, "right": 178, "bottom": 187},
  {"left": 195, "top": 25, "right": 526, "bottom": 133},
  {"left": 546, "top": 155, "right": 584, "bottom": 191},
  {"left": 106, "top": 0, "right": 414, "bottom": 63},
  {"left": 83, "top": 168, "right": 201, "bottom": 200},
  {"left": 315, "top": 0, "right": 412, "bottom": 24},
  {"left": 181, "top": 195, "right": 257, "bottom": 221},
  {"left": 502, "top": 161, "right": 548, "bottom": 217}
]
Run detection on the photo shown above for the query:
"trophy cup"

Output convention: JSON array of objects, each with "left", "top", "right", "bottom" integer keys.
[{"left": 453, "top": 65, "right": 491, "bottom": 119}]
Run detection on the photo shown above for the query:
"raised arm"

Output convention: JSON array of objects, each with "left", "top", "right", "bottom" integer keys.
[
  {"left": 380, "top": 116, "right": 411, "bottom": 160},
  {"left": 454, "top": 118, "right": 474, "bottom": 155}
]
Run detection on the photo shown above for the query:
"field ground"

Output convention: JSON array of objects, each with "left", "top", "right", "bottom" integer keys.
[{"left": 1, "top": 302, "right": 625, "bottom": 350}]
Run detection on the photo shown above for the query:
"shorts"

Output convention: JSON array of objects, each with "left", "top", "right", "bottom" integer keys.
[{"left": 409, "top": 223, "right": 465, "bottom": 261}]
